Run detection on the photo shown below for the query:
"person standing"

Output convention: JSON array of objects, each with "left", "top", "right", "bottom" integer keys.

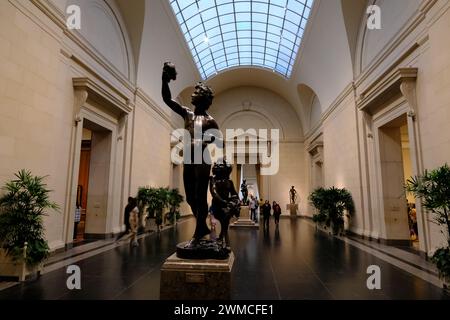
[
  {"left": 262, "top": 200, "right": 272, "bottom": 229},
  {"left": 254, "top": 197, "right": 260, "bottom": 222},
  {"left": 273, "top": 201, "right": 282, "bottom": 226},
  {"left": 128, "top": 198, "right": 139, "bottom": 247},
  {"left": 116, "top": 197, "right": 136, "bottom": 241},
  {"left": 249, "top": 195, "right": 258, "bottom": 222},
  {"left": 410, "top": 204, "right": 418, "bottom": 240},
  {"left": 73, "top": 205, "right": 81, "bottom": 240}
]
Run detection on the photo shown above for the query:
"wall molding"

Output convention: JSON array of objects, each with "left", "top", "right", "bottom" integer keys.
[
  {"left": 135, "top": 88, "right": 175, "bottom": 130},
  {"left": 73, "top": 77, "right": 132, "bottom": 115},
  {"left": 28, "top": 0, "right": 135, "bottom": 93},
  {"left": 304, "top": 83, "right": 354, "bottom": 141},
  {"left": 356, "top": 68, "right": 418, "bottom": 114},
  {"left": 355, "top": 0, "right": 436, "bottom": 86}
]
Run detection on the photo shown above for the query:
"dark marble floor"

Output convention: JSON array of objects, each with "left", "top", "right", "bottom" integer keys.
[{"left": 0, "top": 217, "right": 448, "bottom": 300}]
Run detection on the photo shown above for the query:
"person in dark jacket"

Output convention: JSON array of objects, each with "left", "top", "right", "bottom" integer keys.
[
  {"left": 273, "top": 201, "right": 282, "bottom": 226},
  {"left": 116, "top": 197, "right": 136, "bottom": 241},
  {"left": 261, "top": 200, "right": 272, "bottom": 229}
]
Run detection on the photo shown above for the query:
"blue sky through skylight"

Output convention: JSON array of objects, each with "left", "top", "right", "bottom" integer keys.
[{"left": 169, "top": 0, "right": 314, "bottom": 79}]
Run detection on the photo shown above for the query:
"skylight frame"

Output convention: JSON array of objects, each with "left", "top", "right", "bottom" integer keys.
[{"left": 169, "top": 0, "right": 314, "bottom": 80}]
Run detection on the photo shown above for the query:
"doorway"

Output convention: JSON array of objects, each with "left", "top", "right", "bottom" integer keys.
[
  {"left": 74, "top": 119, "right": 112, "bottom": 241},
  {"left": 377, "top": 114, "right": 419, "bottom": 247},
  {"left": 240, "top": 164, "right": 261, "bottom": 200},
  {"left": 74, "top": 129, "right": 92, "bottom": 242}
]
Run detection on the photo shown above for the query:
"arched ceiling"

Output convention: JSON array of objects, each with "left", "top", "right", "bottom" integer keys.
[
  {"left": 113, "top": 0, "right": 359, "bottom": 137},
  {"left": 167, "top": 0, "right": 314, "bottom": 79},
  {"left": 340, "top": 0, "right": 368, "bottom": 76},
  {"left": 204, "top": 68, "right": 306, "bottom": 131},
  {"left": 115, "top": 0, "right": 145, "bottom": 79}
]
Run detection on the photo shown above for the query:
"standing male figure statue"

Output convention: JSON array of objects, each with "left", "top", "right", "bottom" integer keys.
[
  {"left": 162, "top": 62, "right": 219, "bottom": 247},
  {"left": 240, "top": 179, "right": 249, "bottom": 205},
  {"left": 289, "top": 186, "right": 298, "bottom": 204}
]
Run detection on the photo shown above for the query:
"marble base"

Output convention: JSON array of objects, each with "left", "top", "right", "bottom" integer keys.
[
  {"left": 230, "top": 206, "right": 259, "bottom": 229},
  {"left": 160, "top": 252, "right": 234, "bottom": 300},
  {"left": 287, "top": 203, "right": 298, "bottom": 216}
]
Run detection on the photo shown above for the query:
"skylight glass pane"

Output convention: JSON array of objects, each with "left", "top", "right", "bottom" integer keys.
[
  {"left": 235, "top": 2, "right": 250, "bottom": 12},
  {"left": 253, "top": 2, "right": 268, "bottom": 14},
  {"left": 169, "top": 0, "right": 314, "bottom": 79}
]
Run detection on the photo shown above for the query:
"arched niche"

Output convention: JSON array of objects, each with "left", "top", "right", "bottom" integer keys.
[
  {"left": 208, "top": 86, "right": 302, "bottom": 141},
  {"left": 73, "top": 0, "right": 134, "bottom": 80},
  {"left": 355, "top": 0, "right": 422, "bottom": 73},
  {"left": 297, "top": 84, "right": 322, "bottom": 133},
  {"left": 222, "top": 110, "right": 277, "bottom": 134},
  {"left": 340, "top": 0, "right": 368, "bottom": 76}
]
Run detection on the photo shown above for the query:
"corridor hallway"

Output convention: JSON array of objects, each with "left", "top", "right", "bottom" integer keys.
[{"left": 0, "top": 218, "right": 447, "bottom": 300}]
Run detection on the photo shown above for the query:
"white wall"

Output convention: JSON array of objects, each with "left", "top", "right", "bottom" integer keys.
[
  {"left": 322, "top": 93, "right": 364, "bottom": 234},
  {"left": 136, "top": 0, "right": 199, "bottom": 111},
  {"left": 293, "top": 0, "right": 353, "bottom": 111},
  {"left": 70, "top": 0, "right": 131, "bottom": 78},
  {"left": 361, "top": 0, "right": 422, "bottom": 70},
  {"left": 209, "top": 86, "right": 307, "bottom": 215},
  {"left": 129, "top": 99, "right": 172, "bottom": 194},
  {"left": 210, "top": 86, "right": 303, "bottom": 140},
  {"left": 414, "top": 5, "right": 450, "bottom": 250}
]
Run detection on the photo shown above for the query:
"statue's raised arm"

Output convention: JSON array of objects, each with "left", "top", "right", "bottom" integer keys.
[{"left": 161, "top": 62, "right": 188, "bottom": 118}]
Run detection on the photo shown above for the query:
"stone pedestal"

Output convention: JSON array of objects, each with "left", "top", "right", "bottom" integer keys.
[
  {"left": 230, "top": 206, "right": 259, "bottom": 229},
  {"left": 287, "top": 203, "right": 298, "bottom": 216},
  {"left": 160, "top": 252, "right": 235, "bottom": 300}
]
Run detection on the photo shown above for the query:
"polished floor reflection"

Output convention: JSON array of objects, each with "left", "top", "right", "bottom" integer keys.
[{"left": 0, "top": 217, "right": 448, "bottom": 300}]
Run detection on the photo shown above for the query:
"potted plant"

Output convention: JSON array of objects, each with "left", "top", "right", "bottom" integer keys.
[
  {"left": 154, "top": 187, "right": 170, "bottom": 229},
  {"left": 0, "top": 170, "right": 59, "bottom": 281},
  {"left": 165, "top": 188, "right": 183, "bottom": 225},
  {"left": 309, "top": 187, "right": 355, "bottom": 236},
  {"left": 406, "top": 164, "right": 450, "bottom": 291},
  {"left": 137, "top": 187, "right": 170, "bottom": 231}
]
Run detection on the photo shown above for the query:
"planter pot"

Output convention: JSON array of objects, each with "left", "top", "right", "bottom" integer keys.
[
  {"left": 0, "top": 249, "right": 41, "bottom": 282},
  {"left": 443, "top": 277, "right": 450, "bottom": 293},
  {"left": 315, "top": 223, "right": 331, "bottom": 235},
  {"left": 315, "top": 222, "right": 346, "bottom": 237}
]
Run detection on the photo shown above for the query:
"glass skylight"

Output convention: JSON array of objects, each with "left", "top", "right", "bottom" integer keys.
[{"left": 169, "top": 0, "right": 314, "bottom": 80}]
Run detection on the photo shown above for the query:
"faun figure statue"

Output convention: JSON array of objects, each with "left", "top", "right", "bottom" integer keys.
[{"left": 162, "top": 62, "right": 218, "bottom": 248}]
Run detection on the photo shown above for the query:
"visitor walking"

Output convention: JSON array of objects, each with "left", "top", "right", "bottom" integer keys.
[
  {"left": 116, "top": 197, "right": 136, "bottom": 241},
  {"left": 262, "top": 200, "right": 271, "bottom": 229},
  {"left": 273, "top": 201, "right": 282, "bottom": 226},
  {"left": 249, "top": 195, "right": 258, "bottom": 222},
  {"left": 128, "top": 198, "right": 139, "bottom": 247}
]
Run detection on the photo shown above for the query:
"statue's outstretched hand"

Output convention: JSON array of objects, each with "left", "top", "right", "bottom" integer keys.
[{"left": 163, "top": 62, "right": 177, "bottom": 82}]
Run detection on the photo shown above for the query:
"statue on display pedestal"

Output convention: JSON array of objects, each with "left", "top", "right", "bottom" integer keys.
[
  {"left": 162, "top": 62, "right": 230, "bottom": 259},
  {"left": 209, "top": 160, "right": 241, "bottom": 250},
  {"left": 240, "top": 179, "right": 249, "bottom": 205},
  {"left": 289, "top": 186, "right": 298, "bottom": 204}
]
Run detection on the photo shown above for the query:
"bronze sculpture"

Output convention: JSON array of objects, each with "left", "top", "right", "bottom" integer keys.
[
  {"left": 289, "top": 186, "right": 298, "bottom": 204},
  {"left": 209, "top": 161, "right": 241, "bottom": 250},
  {"left": 240, "top": 179, "right": 249, "bottom": 205},
  {"left": 162, "top": 62, "right": 227, "bottom": 258}
]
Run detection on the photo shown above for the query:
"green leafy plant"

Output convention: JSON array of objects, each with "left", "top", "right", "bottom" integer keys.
[
  {"left": 431, "top": 247, "right": 450, "bottom": 281},
  {"left": 137, "top": 187, "right": 172, "bottom": 228},
  {"left": 0, "top": 170, "right": 59, "bottom": 267},
  {"left": 309, "top": 187, "right": 355, "bottom": 235},
  {"left": 165, "top": 188, "right": 183, "bottom": 224},
  {"left": 406, "top": 164, "right": 450, "bottom": 280}
]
